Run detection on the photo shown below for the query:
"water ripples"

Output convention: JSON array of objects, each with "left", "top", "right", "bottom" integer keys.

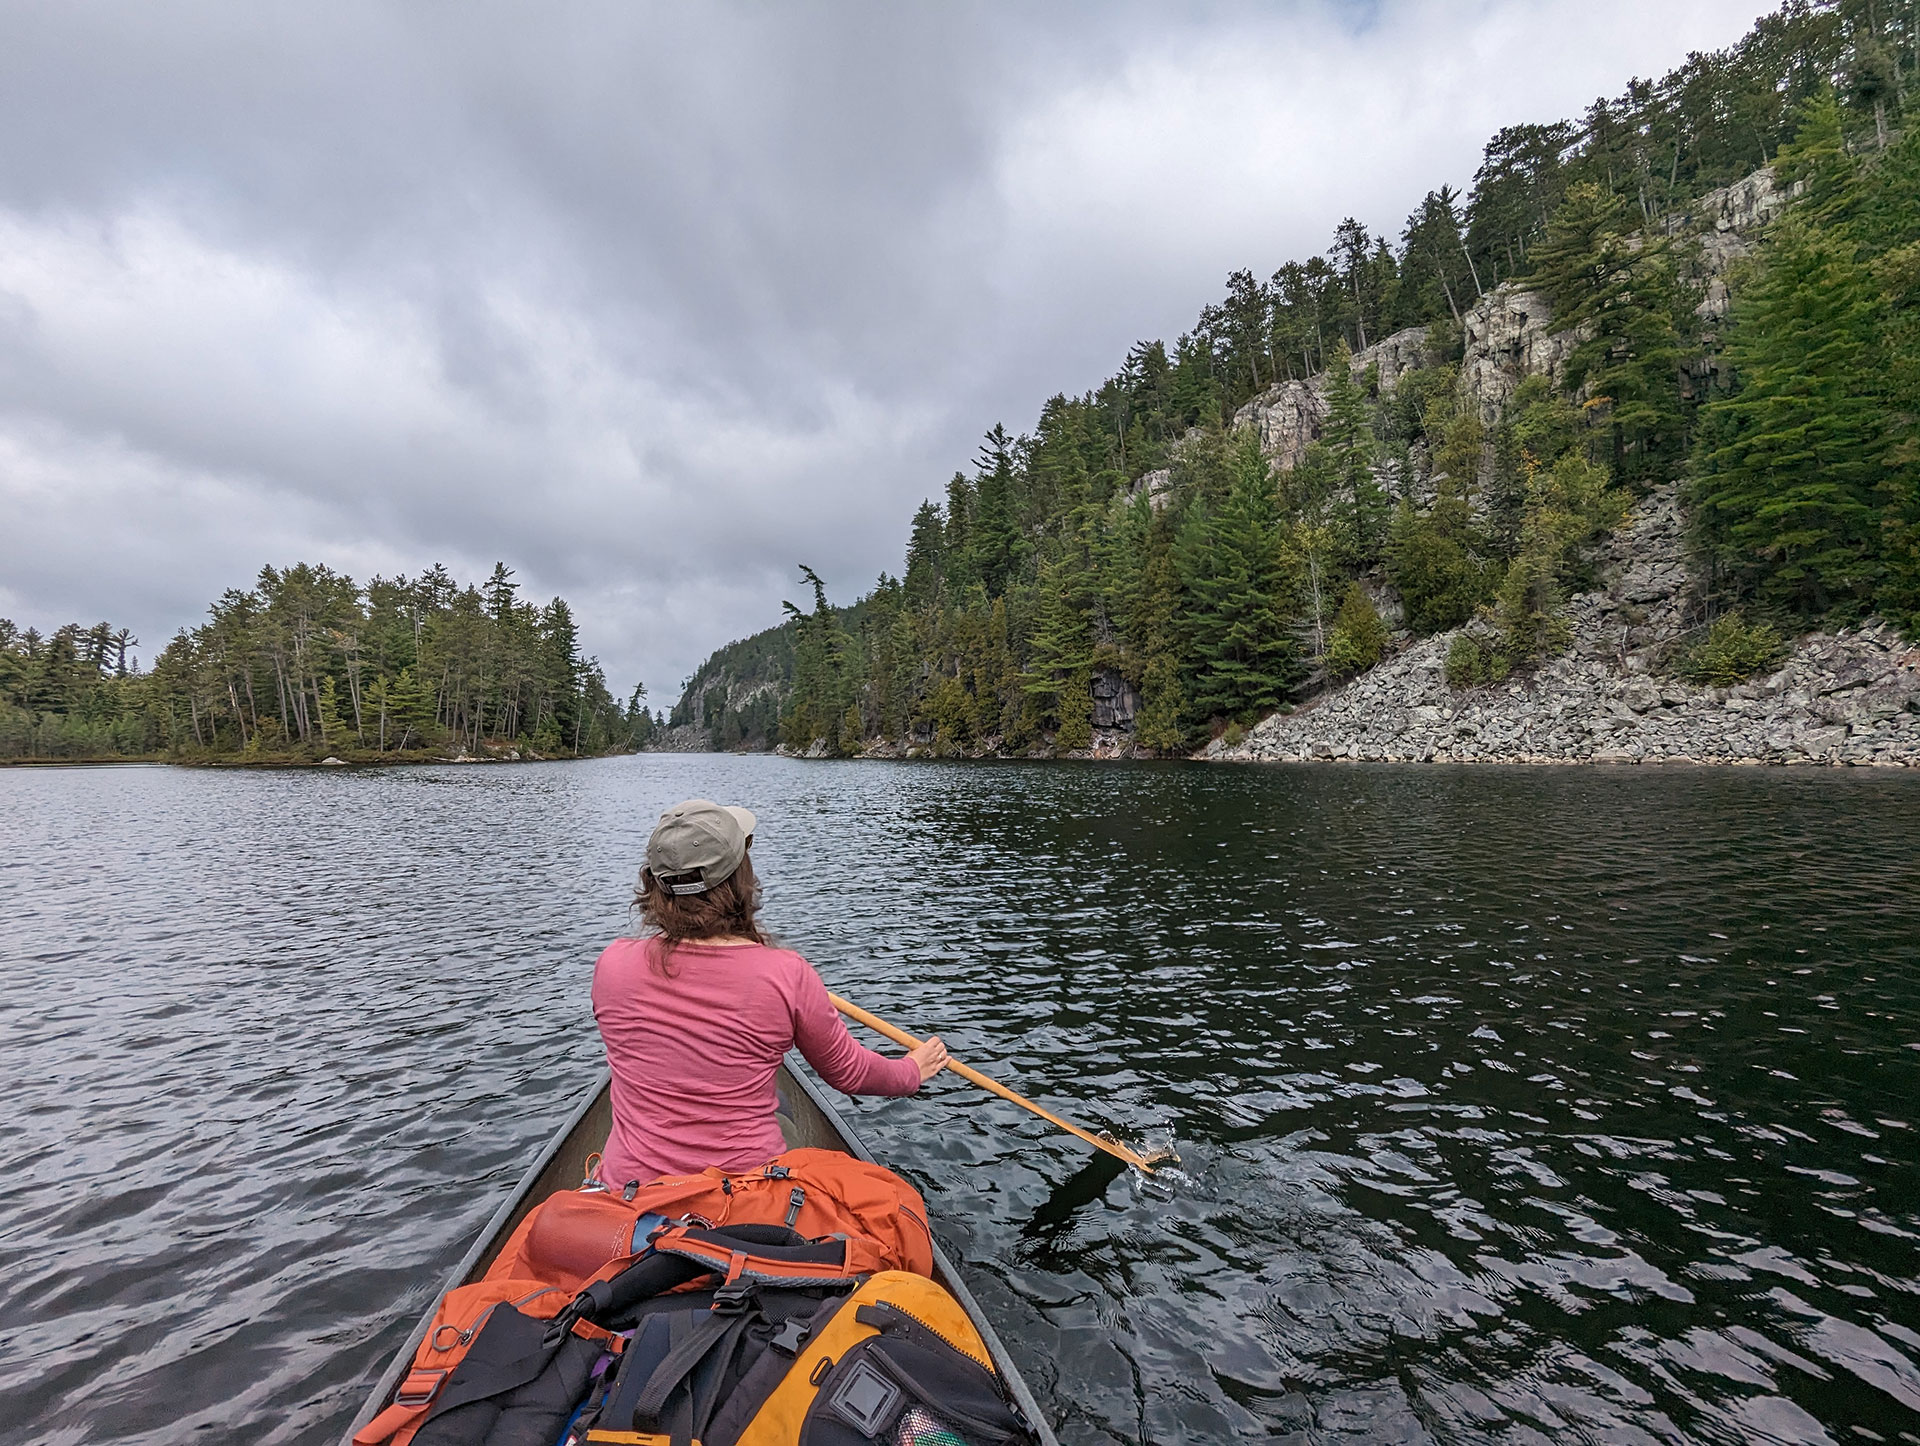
[{"left": 2, "top": 757, "right": 1917, "bottom": 1443}]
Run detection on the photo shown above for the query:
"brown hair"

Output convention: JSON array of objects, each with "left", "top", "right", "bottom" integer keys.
[{"left": 633, "top": 851, "right": 767, "bottom": 975}]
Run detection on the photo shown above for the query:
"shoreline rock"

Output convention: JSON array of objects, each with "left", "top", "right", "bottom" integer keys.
[{"left": 1209, "top": 485, "right": 1920, "bottom": 770}]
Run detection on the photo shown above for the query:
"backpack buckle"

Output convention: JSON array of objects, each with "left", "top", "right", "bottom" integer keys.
[
  {"left": 712, "top": 1279, "right": 757, "bottom": 1315},
  {"left": 393, "top": 1367, "right": 449, "bottom": 1407},
  {"left": 768, "top": 1318, "right": 811, "bottom": 1356}
]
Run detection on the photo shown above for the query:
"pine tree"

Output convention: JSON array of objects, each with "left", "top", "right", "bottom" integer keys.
[
  {"left": 1386, "top": 483, "right": 1501, "bottom": 634},
  {"left": 1024, "top": 554, "right": 1095, "bottom": 748},
  {"left": 1691, "top": 215, "right": 1889, "bottom": 617},
  {"left": 1774, "top": 87, "right": 1860, "bottom": 230},
  {"left": 1496, "top": 452, "right": 1623, "bottom": 663},
  {"left": 1176, "top": 439, "right": 1302, "bottom": 720},
  {"left": 1529, "top": 181, "right": 1689, "bottom": 485},
  {"left": 317, "top": 675, "right": 346, "bottom": 745},
  {"left": 1396, "top": 186, "right": 1474, "bottom": 328},
  {"left": 1320, "top": 343, "right": 1387, "bottom": 562},
  {"left": 1324, "top": 582, "right": 1389, "bottom": 680},
  {"left": 902, "top": 502, "right": 945, "bottom": 612},
  {"left": 941, "top": 474, "right": 976, "bottom": 596},
  {"left": 780, "top": 566, "right": 854, "bottom": 751},
  {"left": 970, "top": 425, "right": 1026, "bottom": 597}
]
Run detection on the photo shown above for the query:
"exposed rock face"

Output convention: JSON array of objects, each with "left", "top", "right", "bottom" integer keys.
[
  {"left": 1209, "top": 485, "right": 1920, "bottom": 768},
  {"left": 1232, "top": 378, "right": 1328, "bottom": 473},
  {"left": 1352, "top": 326, "right": 1430, "bottom": 396},
  {"left": 1127, "top": 468, "right": 1174, "bottom": 511},
  {"left": 1564, "top": 482, "right": 1693, "bottom": 671},
  {"left": 1091, "top": 669, "right": 1140, "bottom": 728},
  {"left": 1231, "top": 328, "right": 1433, "bottom": 473},
  {"left": 650, "top": 722, "right": 714, "bottom": 752},
  {"left": 1459, "top": 287, "right": 1581, "bottom": 424},
  {"left": 1212, "top": 622, "right": 1919, "bottom": 767},
  {"left": 1686, "top": 166, "right": 1792, "bottom": 319},
  {"left": 1693, "top": 165, "right": 1790, "bottom": 235}
]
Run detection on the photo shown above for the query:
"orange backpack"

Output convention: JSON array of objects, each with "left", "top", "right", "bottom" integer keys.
[
  {"left": 485, "top": 1148, "right": 933, "bottom": 1293},
  {"left": 352, "top": 1278, "right": 618, "bottom": 1446}
]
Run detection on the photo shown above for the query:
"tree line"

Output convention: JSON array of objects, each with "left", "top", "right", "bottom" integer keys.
[
  {"left": 1, "top": 562, "right": 654, "bottom": 761},
  {"left": 678, "top": 0, "right": 1916, "bottom": 755}
]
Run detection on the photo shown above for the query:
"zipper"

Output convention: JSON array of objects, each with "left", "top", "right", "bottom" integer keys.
[
  {"left": 898, "top": 1202, "right": 933, "bottom": 1251},
  {"left": 431, "top": 1286, "right": 562, "bottom": 1350},
  {"left": 869, "top": 1296, "right": 979, "bottom": 1367},
  {"left": 854, "top": 1329, "right": 1023, "bottom": 1442}
]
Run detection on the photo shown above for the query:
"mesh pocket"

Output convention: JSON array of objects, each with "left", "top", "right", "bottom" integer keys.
[{"left": 893, "top": 1403, "right": 971, "bottom": 1446}]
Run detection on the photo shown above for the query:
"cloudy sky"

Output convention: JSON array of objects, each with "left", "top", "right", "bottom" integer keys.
[{"left": 0, "top": 0, "right": 1775, "bottom": 701}]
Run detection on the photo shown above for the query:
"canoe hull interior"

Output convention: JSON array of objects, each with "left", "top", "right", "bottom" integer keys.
[{"left": 341, "top": 1061, "right": 1056, "bottom": 1445}]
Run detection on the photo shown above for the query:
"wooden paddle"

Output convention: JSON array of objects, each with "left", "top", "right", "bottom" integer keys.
[{"left": 829, "top": 992, "right": 1173, "bottom": 1174}]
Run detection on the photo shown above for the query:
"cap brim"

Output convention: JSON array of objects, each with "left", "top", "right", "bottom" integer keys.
[{"left": 724, "top": 805, "right": 758, "bottom": 839}]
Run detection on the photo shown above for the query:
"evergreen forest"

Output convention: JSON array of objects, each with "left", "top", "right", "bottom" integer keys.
[
  {"left": 1, "top": 563, "right": 653, "bottom": 762},
  {"left": 678, "top": 0, "right": 1920, "bottom": 757}
]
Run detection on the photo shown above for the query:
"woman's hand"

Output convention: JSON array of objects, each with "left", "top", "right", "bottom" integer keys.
[{"left": 908, "top": 1035, "right": 949, "bottom": 1083}]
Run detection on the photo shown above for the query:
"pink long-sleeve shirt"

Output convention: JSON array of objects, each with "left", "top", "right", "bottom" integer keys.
[{"left": 590, "top": 937, "right": 922, "bottom": 1187}]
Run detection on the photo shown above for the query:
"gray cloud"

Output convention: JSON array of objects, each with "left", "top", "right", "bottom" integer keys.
[{"left": 0, "top": 0, "right": 1774, "bottom": 696}]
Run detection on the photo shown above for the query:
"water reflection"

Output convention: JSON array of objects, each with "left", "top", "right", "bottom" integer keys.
[{"left": 1, "top": 757, "right": 1916, "bottom": 1443}]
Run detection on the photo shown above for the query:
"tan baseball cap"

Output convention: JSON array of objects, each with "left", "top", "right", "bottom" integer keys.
[{"left": 645, "top": 799, "right": 758, "bottom": 895}]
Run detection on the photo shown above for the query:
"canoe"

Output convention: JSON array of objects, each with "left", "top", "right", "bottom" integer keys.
[{"left": 343, "top": 1060, "right": 1058, "bottom": 1445}]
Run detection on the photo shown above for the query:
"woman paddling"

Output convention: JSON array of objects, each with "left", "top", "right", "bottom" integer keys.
[{"left": 592, "top": 797, "right": 947, "bottom": 1192}]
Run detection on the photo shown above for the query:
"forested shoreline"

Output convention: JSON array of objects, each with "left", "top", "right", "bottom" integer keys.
[
  {"left": 1, "top": 563, "right": 654, "bottom": 763},
  {"left": 673, "top": 0, "right": 1919, "bottom": 759}
]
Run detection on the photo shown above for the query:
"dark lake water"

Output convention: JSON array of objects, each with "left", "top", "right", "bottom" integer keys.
[{"left": 3, "top": 757, "right": 1919, "bottom": 1445}]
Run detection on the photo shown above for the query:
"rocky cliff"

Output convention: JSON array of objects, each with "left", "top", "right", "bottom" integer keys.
[
  {"left": 1227, "top": 168, "right": 1791, "bottom": 473},
  {"left": 1208, "top": 484, "right": 1920, "bottom": 768},
  {"left": 672, "top": 164, "right": 1913, "bottom": 768},
  {"left": 1191, "top": 164, "right": 1920, "bottom": 772}
]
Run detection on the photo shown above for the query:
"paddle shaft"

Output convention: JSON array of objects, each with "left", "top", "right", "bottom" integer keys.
[{"left": 828, "top": 993, "right": 1158, "bottom": 1172}]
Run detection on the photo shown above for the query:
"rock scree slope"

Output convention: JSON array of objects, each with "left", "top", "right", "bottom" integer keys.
[{"left": 1210, "top": 484, "right": 1920, "bottom": 768}]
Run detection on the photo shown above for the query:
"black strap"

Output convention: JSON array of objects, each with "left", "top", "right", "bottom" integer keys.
[{"left": 630, "top": 1307, "right": 760, "bottom": 1441}]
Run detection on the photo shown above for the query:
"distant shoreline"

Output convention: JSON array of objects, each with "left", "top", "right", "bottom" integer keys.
[{"left": 0, "top": 749, "right": 631, "bottom": 771}]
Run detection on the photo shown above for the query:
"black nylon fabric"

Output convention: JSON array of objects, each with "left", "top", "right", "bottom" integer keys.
[
  {"left": 795, "top": 1319, "right": 1033, "bottom": 1446},
  {"left": 704, "top": 1292, "right": 856, "bottom": 1446},
  {"left": 408, "top": 1305, "right": 604, "bottom": 1446},
  {"left": 595, "top": 1288, "right": 843, "bottom": 1441}
]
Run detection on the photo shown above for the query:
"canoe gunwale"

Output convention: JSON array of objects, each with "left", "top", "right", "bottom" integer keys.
[
  {"left": 341, "top": 1062, "right": 1058, "bottom": 1446},
  {"left": 778, "top": 1061, "right": 1057, "bottom": 1444}
]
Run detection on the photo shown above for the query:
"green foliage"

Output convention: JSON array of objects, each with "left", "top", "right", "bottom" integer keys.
[
  {"left": 1132, "top": 650, "right": 1188, "bottom": 753},
  {"left": 1321, "top": 344, "right": 1388, "bottom": 560},
  {"left": 1491, "top": 376, "right": 1584, "bottom": 552},
  {"left": 1024, "top": 556, "right": 1095, "bottom": 748},
  {"left": 1428, "top": 398, "right": 1485, "bottom": 494},
  {"left": 1435, "top": 451, "right": 1623, "bottom": 689},
  {"left": 1495, "top": 452, "right": 1625, "bottom": 664},
  {"left": 1529, "top": 181, "right": 1690, "bottom": 486},
  {"left": 780, "top": 566, "right": 859, "bottom": 755},
  {"left": 1445, "top": 633, "right": 1509, "bottom": 689},
  {"left": 1324, "top": 582, "right": 1389, "bottom": 680},
  {"left": 1491, "top": 529, "right": 1574, "bottom": 663},
  {"left": 1174, "top": 438, "right": 1304, "bottom": 723},
  {"left": 1686, "top": 86, "right": 1920, "bottom": 632},
  {"left": 1386, "top": 484, "right": 1500, "bottom": 635},
  {"left": 1678, "top": 612, "right": 1790, "bottom": 684},
  {"left": 1691, "top": 215, "right": 1889, "bottom": 617},
  {"left": 0, "top": 564, "right": 646, "bottom": 762}
]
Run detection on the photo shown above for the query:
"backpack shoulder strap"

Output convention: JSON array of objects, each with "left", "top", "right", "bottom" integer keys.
[
  {"left": 648, "top": 1224, "right": 858, "bottom": 1290},
  {"left": 626, "top": 1304, "right": 762, "bottom": 1446}
]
